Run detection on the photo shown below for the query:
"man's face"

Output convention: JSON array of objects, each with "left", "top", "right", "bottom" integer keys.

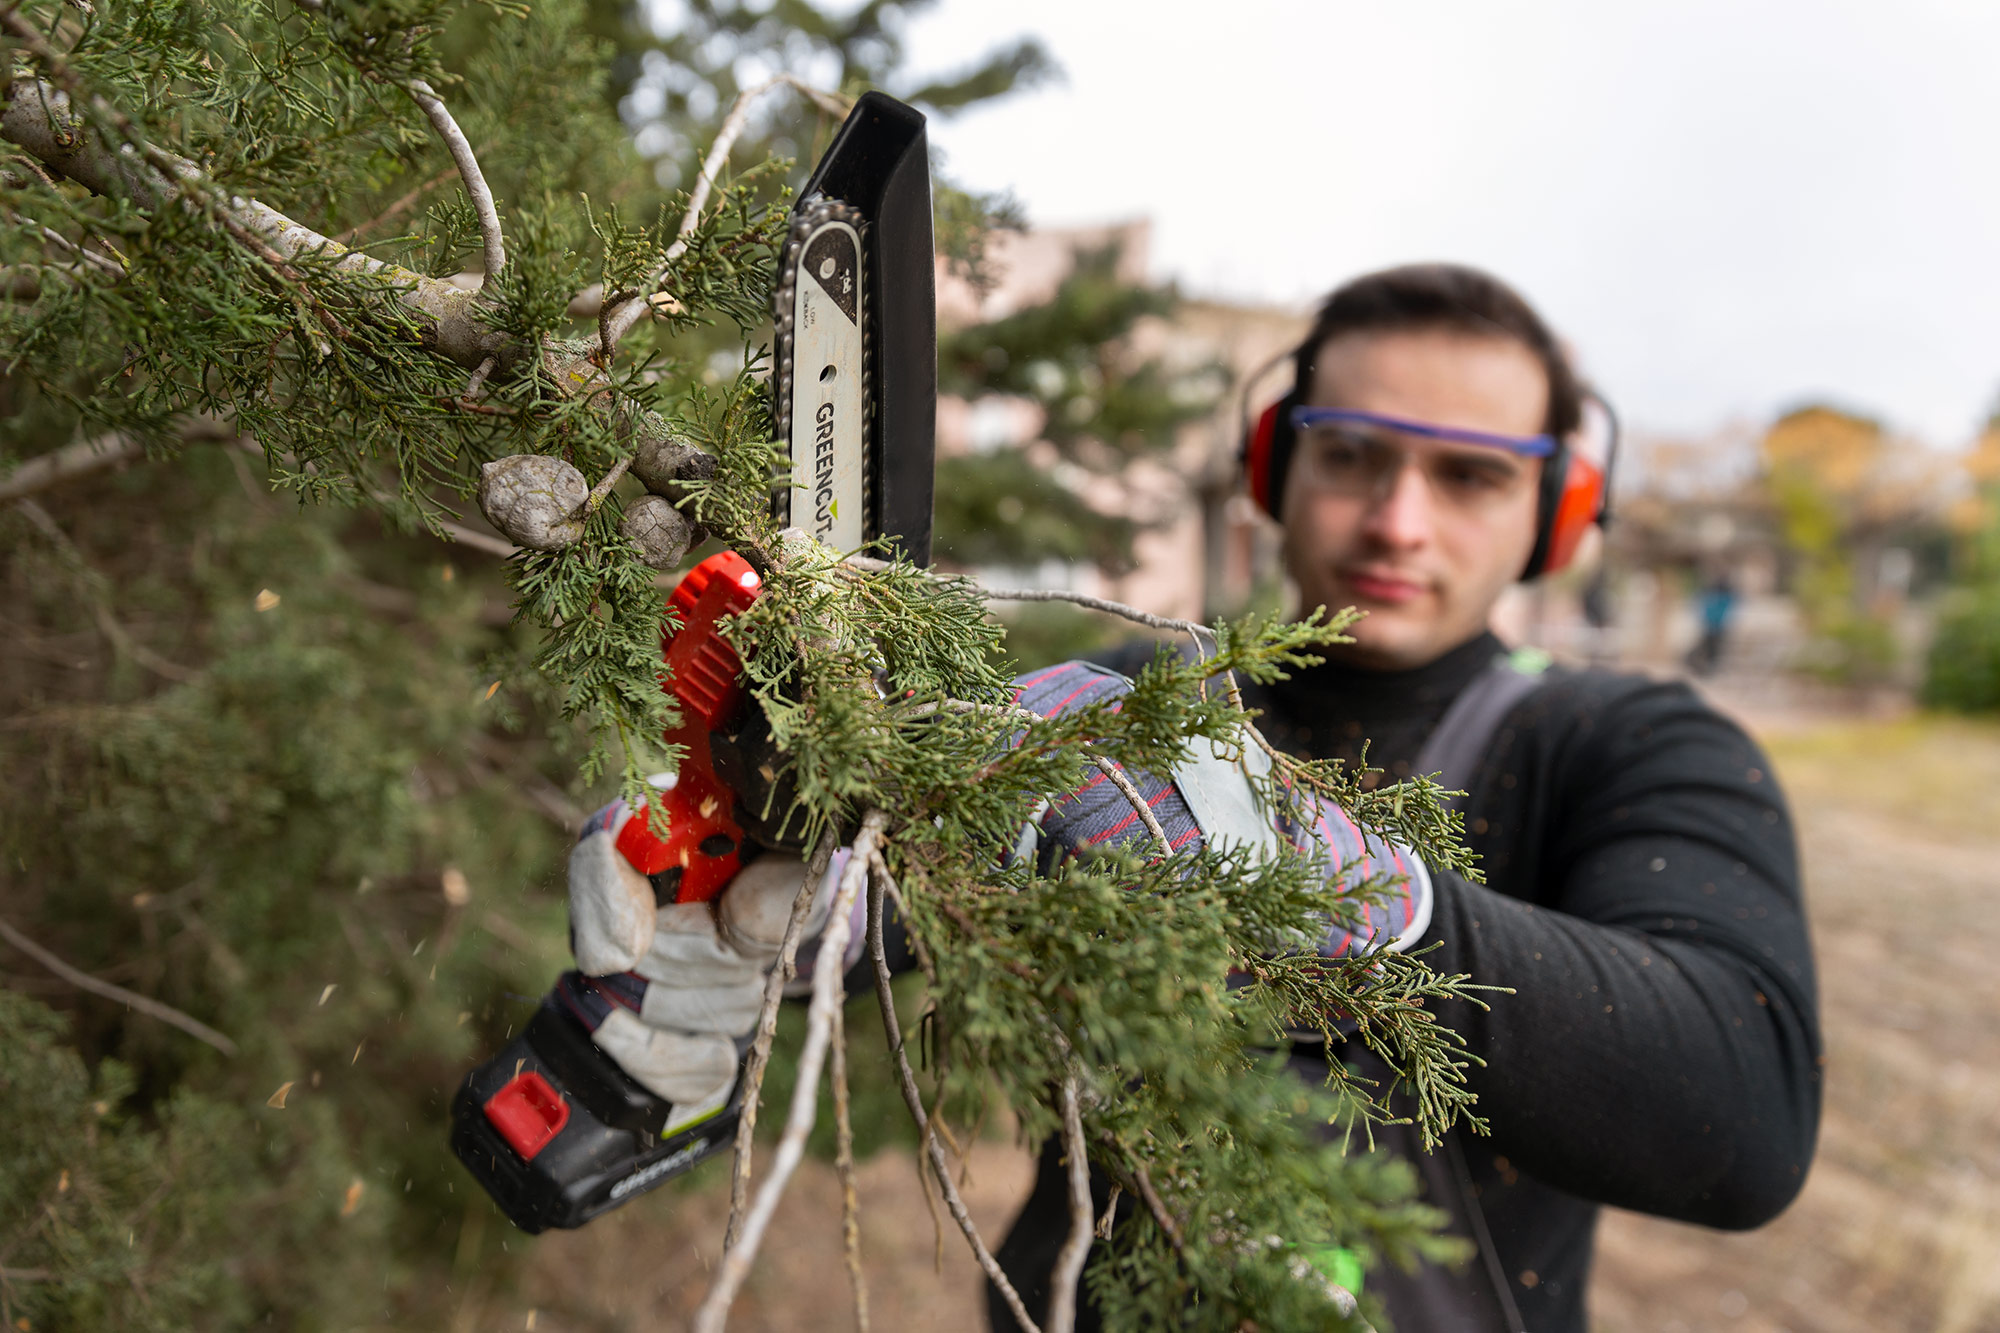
[{"left": 1279, "top": 329, "right": 1548, "bottom": 669}]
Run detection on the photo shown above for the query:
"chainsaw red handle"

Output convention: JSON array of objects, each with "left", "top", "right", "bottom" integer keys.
[{"left": 614, "top": 551, "right": 764, "bottom": 904}]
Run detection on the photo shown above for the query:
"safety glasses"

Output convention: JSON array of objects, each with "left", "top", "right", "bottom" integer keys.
[{"left": 1285, "top": 406, "right": 1548, "bottom": 510}]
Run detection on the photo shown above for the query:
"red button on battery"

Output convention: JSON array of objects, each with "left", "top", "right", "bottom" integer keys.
[{"left": 484, "top": 1070, "right": 570, "bottom": 1161}]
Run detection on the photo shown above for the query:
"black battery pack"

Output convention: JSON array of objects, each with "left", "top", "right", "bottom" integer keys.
[{"left": 450, "top": 997, "right": 742, "bottom": 1233}]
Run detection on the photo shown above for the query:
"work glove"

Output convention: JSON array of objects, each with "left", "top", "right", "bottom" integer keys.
[
  {"left": 556, "top": 798, "right": 846, "bottom": 1128},
  {"left": 1012, "top": 661, "right": 1433, "bottom": 958}
]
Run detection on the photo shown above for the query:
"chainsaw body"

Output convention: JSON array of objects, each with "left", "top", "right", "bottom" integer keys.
[{"left": 453, "top": 89, "right": 935, "bottom": 1233}]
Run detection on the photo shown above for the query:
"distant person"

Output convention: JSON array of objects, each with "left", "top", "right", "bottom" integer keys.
[
  {"left": 1687, "top": 567, "right": 1739, "bottom": 676},
  {"left": 991, "top": 264, "right": 1820, "bottom": 1332},
  {"left": 1580, "top": 564, "right": 1619, "bottom": 664}
]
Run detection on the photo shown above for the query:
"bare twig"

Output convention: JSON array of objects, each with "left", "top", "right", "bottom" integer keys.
[
  {"left": 0, "top": 918, "right": 237, "bottom": 1055},
  {"left": 724, "top": 828, "right": 838, "bottom": 1251},
  {"left": 905, "top": 696, "right": 1040, "bottom": 728},
  {"left": 871, "top": 849, "right": 947, "bottom": 1270},
  {"left": 981, "top": 585, "right": 1210, "bottom": 639},
  {"left": 581, "top": 454, "right": 631, "bottom": 515},
  {"left": 866, "top": 854, "right": 1043, "bottom": 1333},
  {"left": 1094, "top": 1184, "right": 1121, "bottom": 1241},
  {"left": 598, "top": 76, "right": 847, "bottom": 352},
  {"left": 0, "top": 417, "right": 235, "bottom": 504},
  {"left": 830, "top": 1000, "right": 871, "bottom": 1332},
  {"left": 696, "top": 811, "right": 887, "bottom": 1333},
  {"left": 1089, "top": 755, "right": 1174, "bottom": 858},
  {"left": 0, "top": 260, "right": 80, "bottom": 299},
  {"left": 869, "top": 849, "right": 935, "bottom": 985},
  {"left": 461, "top": 352, "right": 499, "bottom": 403},
  {"left": 1046, "top": 1075, "right": 1094, "bottom": 1333},
  {"left": 33, "top": 224, "right": 125, "bottom": 278},
  {"left": 333, "top": 165, "right": 457, "bottom": 243},
  {"left": 402, "top": 81, "right": 504, "bottom": 280},
  {"left": 840, "top": 555, "right": 1215, "bottom": 652},
  {"left": 1127, "top": 1161, "right": 1186, "bottom": 1257},
  {"left": 12, "top": 498, "right": 198, "bottom": 682},
  {"left": 0, "top": 430, "right": 138, "bottom": 502},
  {"left": 596, "top": 287, "right": 635, "bottom": 363}
]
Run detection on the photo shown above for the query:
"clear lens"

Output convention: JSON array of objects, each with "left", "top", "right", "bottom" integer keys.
[{"left": 1292, "top": 425, "right": 1532, "bottom": 509}]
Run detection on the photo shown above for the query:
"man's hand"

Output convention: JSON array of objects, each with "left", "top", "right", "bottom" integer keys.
[
  {"left": 1014, "top": 661, "right": 1433, "bottom": 957},
  {"left": 559, "top": 800, "right": 839, "bottom": 1128}
]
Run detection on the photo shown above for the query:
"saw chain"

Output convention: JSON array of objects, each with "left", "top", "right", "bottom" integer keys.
[{"left": 772, "top": 195, "right": 871, "bottom": 551}]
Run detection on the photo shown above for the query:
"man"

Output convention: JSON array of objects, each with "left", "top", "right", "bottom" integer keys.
[
  {"left": 990, "top": 264, "right": 1821, "bottom": 1331},
  {"left": 559, "top": 264, "right": 1818, "bottom": 1332}
]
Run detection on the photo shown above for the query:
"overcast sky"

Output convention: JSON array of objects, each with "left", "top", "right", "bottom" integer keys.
[{"left": 899, "top": 0, "right": 2000, "bottom": 446}]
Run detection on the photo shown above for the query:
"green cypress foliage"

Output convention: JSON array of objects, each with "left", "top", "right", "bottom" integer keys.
[{"left": 2, "top": 4, "right": 1488, "bottom": 1328}]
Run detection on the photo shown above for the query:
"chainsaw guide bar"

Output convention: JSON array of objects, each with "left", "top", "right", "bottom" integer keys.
[{"left": 771, "top": 196, "right": 871, "bottom": 552}]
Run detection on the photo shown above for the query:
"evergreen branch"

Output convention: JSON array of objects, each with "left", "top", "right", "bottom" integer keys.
[
  {"left": 1047, "top": 1072, "right": 1093, "bottom": 1333},
  {"left": 696, "top": 810, "right": 885, "bottom": 1333},
  {"left": 867, "top": 850, "right": 1042, "bottom": 1333},
  {"left": 0, "top": 917, "right": 237, "bottom": 1056},
  {"left": 0, "top": 76, "right": 506, "bottom": 368},
  {"left": 724, "top": 828, "right": 837, "bottom": 1251},
  {"left": 599, "top": 73, "right": 846, "bottom": 352}
]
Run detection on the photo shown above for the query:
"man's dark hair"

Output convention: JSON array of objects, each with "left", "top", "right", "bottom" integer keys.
[{"left": 1294, "top": 263, "right": 1583, "bottom": 440}]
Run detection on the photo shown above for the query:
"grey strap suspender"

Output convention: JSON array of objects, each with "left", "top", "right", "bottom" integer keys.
[
  {"left": 1402, "top": 648, "right": 1551, "bottom": 1333},
  {"left": 1414, "top": 650, "right": 1552, "bottom": 811}
]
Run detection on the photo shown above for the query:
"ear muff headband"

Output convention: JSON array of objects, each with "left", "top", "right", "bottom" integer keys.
[
  {"left": 1240, "top": 385, "right": 1619, "bottom": 579},
  {"left": 1524, "top": 391, "right": 1619, "bottom": 579},
  {"left": 1243, "top": 394, "right": 1296, "bottom": 519}
]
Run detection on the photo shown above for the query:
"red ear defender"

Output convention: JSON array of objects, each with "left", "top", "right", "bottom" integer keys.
[
  {"left": 1538, "top": 450, "right": 1605, "bottom": 576},
  {"left": 1244, "top": 398, "right": 1283, "bottom": 517}
]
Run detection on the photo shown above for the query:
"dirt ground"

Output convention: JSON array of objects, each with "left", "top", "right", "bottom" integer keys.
[
  {"left": 1589, "top": 704, "right": 2000, "bottom": 1333},
  {"left": 468, "top": 704, "right": 2000, "bottom": 1333}
]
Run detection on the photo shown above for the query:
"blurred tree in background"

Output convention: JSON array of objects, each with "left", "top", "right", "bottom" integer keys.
[
  {"left": 1924, "top": 418, "right": 2000, "bottom": 712},
  {"left": 936, "top": 244, "right": 1219, "bottom": 574},
  {"left": 1761, "top": 405, "right": 1902, "bottom": 685},
  {"left": 935, "top": 244, "right": 1225, "bottom": 663}
]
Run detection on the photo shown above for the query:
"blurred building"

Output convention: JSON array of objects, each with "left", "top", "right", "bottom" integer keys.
[{"left": 935, "top": 220, "right": 1304, "bottom": 622}]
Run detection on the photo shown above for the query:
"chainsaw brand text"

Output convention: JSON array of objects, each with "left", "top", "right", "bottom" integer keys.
[
  {"left": 609, "top": 1139, "right": 710, "bottom": 1201},
  {"left": 813, "top": 400, "right": 838, "bottom": 535}
]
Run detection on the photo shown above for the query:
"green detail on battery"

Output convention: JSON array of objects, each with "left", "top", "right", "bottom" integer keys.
[
  {"left": 1302, "top": 1243, "right": 1364, "bottom": 1297},
  {"left": 661, "top": 1103, "right": 724, "bottom": 1139}
]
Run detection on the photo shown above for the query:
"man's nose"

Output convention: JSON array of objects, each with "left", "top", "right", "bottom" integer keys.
[{"left": 1360, "top": 457, "right": 1433, "bottom": 551}]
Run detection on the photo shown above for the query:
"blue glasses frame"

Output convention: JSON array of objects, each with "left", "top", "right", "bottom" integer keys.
[{"left": 1288, "top": 406, "right": 1557, "bottom": 459}]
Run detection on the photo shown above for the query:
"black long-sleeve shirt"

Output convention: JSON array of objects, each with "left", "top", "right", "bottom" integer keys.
[{"left": 992, "top": 633, "right": 1821, "bottom": 1332}]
